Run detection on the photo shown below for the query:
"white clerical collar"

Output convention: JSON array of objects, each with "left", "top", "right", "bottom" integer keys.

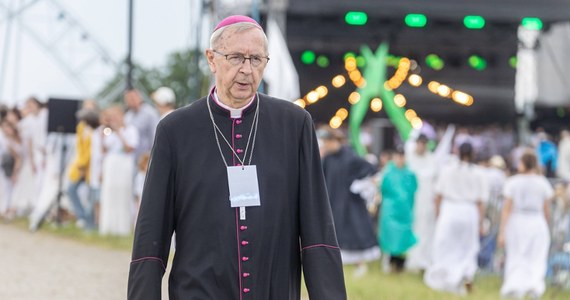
[{"left": 213, "top": 89, "right": 255, "bottom": 119}]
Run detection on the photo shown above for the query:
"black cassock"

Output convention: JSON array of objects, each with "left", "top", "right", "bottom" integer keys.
[
  {"left": 128, "top": 94, "right": 346, "bottom": 300},
  {"left": 322, "top": 146, "right": 378, "bottom": 251}
]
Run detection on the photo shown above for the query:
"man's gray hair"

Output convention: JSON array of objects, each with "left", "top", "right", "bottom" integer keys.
[{"left": 210, "top": 22, "right": 268, "bottom": 54}]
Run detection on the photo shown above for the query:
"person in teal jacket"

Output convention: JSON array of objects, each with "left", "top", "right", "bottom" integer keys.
[{"left": 379, "top": 148, "right": 418, "bottom": 272}]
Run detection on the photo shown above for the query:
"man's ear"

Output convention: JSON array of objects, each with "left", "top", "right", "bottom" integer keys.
[{"left": 205, "top": 50, "right": 216, "bottom": 73}]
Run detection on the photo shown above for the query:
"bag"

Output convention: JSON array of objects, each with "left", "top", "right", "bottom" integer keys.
[{"left": 1, "top": 152, "right": 15, "bottom": 177}]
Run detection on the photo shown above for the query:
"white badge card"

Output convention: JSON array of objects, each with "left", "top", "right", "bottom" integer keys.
[{"left": 226, "top": 165, "right": 261, "bottom": 208}]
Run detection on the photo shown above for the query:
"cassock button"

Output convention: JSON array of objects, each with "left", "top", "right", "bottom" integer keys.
[
  {"left": 242, "top": 256, "right": 249, "bottom": 262},
  {"left": 236, "top": 119, "right": 242, "bottom": 125},
  {"left": 240, "top": 226, "right": 248, "bottom": 231},
  {"left": 236, "top": 134, "right": 243, "bottom": 139},
  {"left": 236, "top": 163, "right": 242, "bottom": 166},
  {"left": 236, "top": 149, "right": 244, "bottom": 154},
  {"left": 243, "top": 288, "right": 250, "bottom": 293},
  {"left": 241, "top": 240, "right": 249, "bottom": 246},
  {"left": 242, "top": 272, "right": 250, "bottom": 278}
]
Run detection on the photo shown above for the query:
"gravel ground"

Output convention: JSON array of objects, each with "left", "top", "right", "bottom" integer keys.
[{"left": 0, "top": 223, "right": 133, "bottom": 300}]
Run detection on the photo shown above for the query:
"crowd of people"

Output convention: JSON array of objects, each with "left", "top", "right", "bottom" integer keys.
[
  {"left": 1, "top": 88, "right": 569, "bottom": 298},
  {"left": 0, "top": 87, "right": 176, "bottom": 236},
  {"left": 318, "top": 123, "right": 570, "bottom": 298},
  {"left": 4, "top": 13, "right": 569, "bottom": 299},
  {"left": 1, "top": 86, "right": 569, "bottom": 297}
]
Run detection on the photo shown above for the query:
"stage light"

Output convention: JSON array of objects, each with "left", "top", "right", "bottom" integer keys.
[
  {"left": 336, "top": 108, "right": 349, "bottom": 120},
  {"left": 301, "top": 50, "right": 316, "bottom": 64},
  {"left": 468, "top": 55, "right": 487, "bottom": 70},
  {"left": 330, "top": 116, "right": 343, "bottom": 129},
  {"left": 294, "top": 99, "right": 306, "bottom": 108},
  {"left": 348, "top": 92, "right": 361, "bottom": 104},
  {"left": 425, "top": 54, "right": 444, "bottom": 70},
  {"left": 387, "top": 55, "right": 401, "bottom": 67},
  {"left": 370, "top": 98, "right": 383, "bottom": 112},
  {"left": 405, "top": 109, "right": 417, "bottom": 121},
  {"left": 437, "top": 85, "right": 452, "bottom": 98},
  {"left": 332, "top": 75, "right": 346, "bottom": 88},
  {"left": 410, "top": 59, "right": 419, "bottom": 71},
  {"left": 344, "top": 52, "right": 356, "bottom": 60},
  {"left": 316, "top": 55, "right": 330, "bottom": 68},
  {"left": 345, "top": 57, "right": 357, "bottom": 71},
  {"left": 427, "top": 81, "right": 440, "bottom": 93},
  {"left": 522, "top": 17, "right": 543, "bottom": 30},
  {"left": 509, "top": 56, "right": 517, "bottom": 68},
  {"left": 316, "top": 86, "right": 328, "bottom": 98},
  {"left": 307, "top": 91, "right": 319, "bottom": 103},
  {"left": 355, "top": 78, "right": 367, "bottom": 88},
  {"left": 408, "top": 74, "right": 422, "bottom": 87},
  {"left": 411, "top": 117, "right": 423, "bottom": 129},
  {"left": 451, "top": 91, "right": 472, "bottom": 105},
  {"left": 345, "top": 11, "right": 368, "bottom": 26},
  {"left": 394, "top": 94, "right": 406, "bottom": 107},
  {"left": 405, "top": 14, "right": 427, "bottom": 28},
  {"left": 464, "top": 15, "right": 485, "bottom": 29}
]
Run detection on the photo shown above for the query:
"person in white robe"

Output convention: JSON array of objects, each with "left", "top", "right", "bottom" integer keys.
[
  {"left": 0, "top": 124, "right": 8, "bottom": 214},
  {"left": 0, "top": 120, "right": 23, "bottom": 220},
  {"left": 12, "top": 103, "right": 37, "bottom": 216},
  {"left": 99, "top": 106, "right": 139, "bottom": 236},
  {"left": 424, "top": 142, "right": 489, "bottom": 295},
  {"left": 498, "top": 151, "right": 553, "bottom": 299},
  {"left": 405, "top": 134, "right": 437, "bottom": 272},
  {"left": 557, "top": 130, "right": 570, "bottom": 181},
  {"left": 88, "top": 116, "right": 106, "bottom": 229}
]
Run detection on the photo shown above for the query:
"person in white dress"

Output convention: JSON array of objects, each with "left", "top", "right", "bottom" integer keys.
[
  {"left": 88, "top": 111, "right": 107, "bottom": 229},
  {"left": 99, "top": 106, "right": 139, "bottom": 236},
  {"left": 424, "top": 142, "right": 489, "bottom": 295},
  {"left": 498, "top": 151, "right": 553, "bottom": 299},
  {"left": 12, "top": 103, "right": 37, "bottom": 216},
  {"left": 0, "top": 119, "right": 23, "bottom": 220},
  {"left": 405, "top": 134, "right": 437, "bottom": 272},
  {"left": 557, "top": 130, "right": 570, "bottom": 181}
]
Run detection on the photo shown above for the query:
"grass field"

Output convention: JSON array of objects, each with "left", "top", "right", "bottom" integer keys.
[
  {"left": 14, "top": 219, "right": 570, "bottom": 299},
  {"left": 302, "top": 264, "right": 570, "bottom": 300}
]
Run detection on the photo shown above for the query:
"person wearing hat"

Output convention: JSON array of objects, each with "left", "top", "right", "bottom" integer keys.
[
  {"left": 317, "top": 126, "right": 380, "bottom": 277},
  {"left": 151, "top": 86, "right": 176, "bottom": 119},
  {"left": 128, "top": 15, "right": 346, "bottom": 299},
  {"left": 424, "top": 142, "right": 489, "bottom": 294}
]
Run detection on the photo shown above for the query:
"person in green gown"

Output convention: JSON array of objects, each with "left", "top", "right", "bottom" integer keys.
[{"left": 379, "top": 148, "right": 418, "bottom": 272}]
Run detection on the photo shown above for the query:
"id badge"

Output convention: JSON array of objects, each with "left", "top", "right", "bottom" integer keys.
[{"left": 226, "top": 165, "right": 261, "bottom": 208}]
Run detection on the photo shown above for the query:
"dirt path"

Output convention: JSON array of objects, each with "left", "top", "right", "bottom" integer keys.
[{"left": 0, "top": 223, "right": 133, "bottom": 300}]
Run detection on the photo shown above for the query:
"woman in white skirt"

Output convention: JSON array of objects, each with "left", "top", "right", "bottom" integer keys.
[
  {"left": 424, "top": 142, "right": 489, "bottom": 295},
  {"left": 498, "top": 151, "right": 553, "bottom": 299},
  {"left": 99, "top": 106, "right": 139, "bottom": 236}
]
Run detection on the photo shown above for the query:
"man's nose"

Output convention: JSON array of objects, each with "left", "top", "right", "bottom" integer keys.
[{"left": 239, "top": 59, "right": 253, "bottom": 74}]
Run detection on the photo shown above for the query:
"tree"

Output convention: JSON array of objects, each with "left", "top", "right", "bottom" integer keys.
[{"left": 97, "top": 49, "right": 210, "bottom": 108}]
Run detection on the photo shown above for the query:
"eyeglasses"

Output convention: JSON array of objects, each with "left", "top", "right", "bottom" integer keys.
[{"left": 212, "top": 50, "right": 269, "bottom": 67}]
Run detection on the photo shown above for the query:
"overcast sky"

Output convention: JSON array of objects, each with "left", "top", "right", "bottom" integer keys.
[{"left": 0, "top": 0, "right": 201, "bottom": 106}]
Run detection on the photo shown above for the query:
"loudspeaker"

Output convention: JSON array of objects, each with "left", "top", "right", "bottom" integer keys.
[{"left": 47, "top": 98, "right": 81, "bottom": 134}]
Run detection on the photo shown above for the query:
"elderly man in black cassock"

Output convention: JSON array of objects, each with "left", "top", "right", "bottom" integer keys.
[{"left": 128, "top": 15, "right": 346, "bottom": 300}]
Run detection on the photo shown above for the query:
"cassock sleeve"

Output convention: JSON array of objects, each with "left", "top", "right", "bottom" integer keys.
[
  {"left": 298, "top": 113, "right": 347, "bottom": 300},
  {"left": 128, "top": 122, "right": 176, "bottom": 300}
]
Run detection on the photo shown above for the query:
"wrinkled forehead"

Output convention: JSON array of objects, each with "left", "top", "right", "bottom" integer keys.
[{"left": 211, "top": 23, "right": 268, "bottom": 54}]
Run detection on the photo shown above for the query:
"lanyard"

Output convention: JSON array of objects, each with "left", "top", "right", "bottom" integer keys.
[{"left": 206, "top": 94, "right": 260, "bottom": 168}]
